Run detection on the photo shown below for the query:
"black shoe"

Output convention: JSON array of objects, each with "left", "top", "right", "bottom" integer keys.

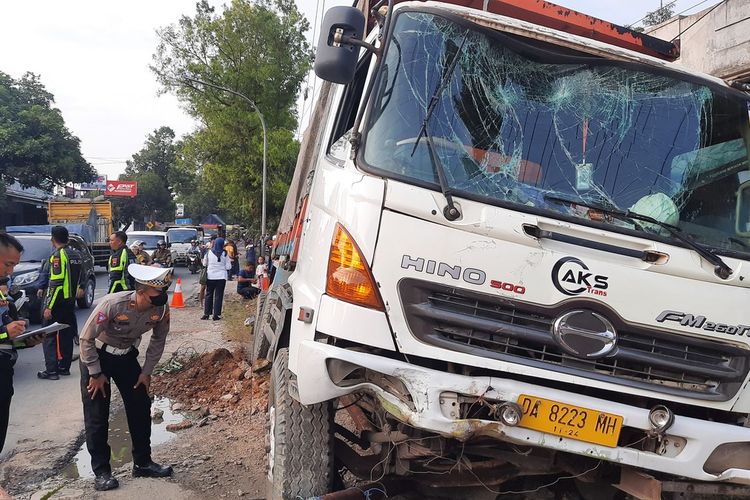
[
  {"left": 133, "top": 460, "right": 173, "bottom": 478},
  {"left": 37, "top": 370, "right": 59, "bottom": 380},
  {"left": 212, "top": 316, "right": 221, "bottom": 321},
  {"left": 58, "top": 369, "right": 71, "bottom": 376},
  {"left": 94, "top": 473, "right": 119, "bottom": 491},
  {"left": 201, "top": 315, "right": 209, "bottom": 320}
]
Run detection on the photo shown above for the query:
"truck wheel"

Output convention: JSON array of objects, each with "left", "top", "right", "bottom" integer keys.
[
  {"left": 251, "top": 291, "right": 271, "bottom": 364},
  {"left": 267, "top": 348, "right": 333, "bottom": 499},
  {"left": 77, "top": 278, "right": 95, "bottom": 309},
  {"left": 251, "top": 325, "right": 270, "bottom": 365}
]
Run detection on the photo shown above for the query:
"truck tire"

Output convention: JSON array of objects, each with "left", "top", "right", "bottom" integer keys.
[
  {"left": 267, "top": 348, "right": 333, "bottom": 499},
  {"left": 251, "top": 324, "right": 270, "bottom": 365},
  {"left": 251, "top": 291, "right": 271, "bottom": 364}
]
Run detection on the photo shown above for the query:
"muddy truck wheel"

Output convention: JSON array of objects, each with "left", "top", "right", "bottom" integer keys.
[
  {"left": 267, "top": 348, "right": 333, "bottom": 499},
  {"left": 251, "top": 291, "right": 271, "bottom": 364}
]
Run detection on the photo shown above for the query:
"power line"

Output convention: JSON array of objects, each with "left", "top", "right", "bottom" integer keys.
[
  {"left": 626, "top": 0, "right": 717, "bottom": 29},
  {"left": 669, "top": 0, "right": 725, "bottom": 41},
  {"left": 626, "top": 0, "right": 677, "bottom": 28}
]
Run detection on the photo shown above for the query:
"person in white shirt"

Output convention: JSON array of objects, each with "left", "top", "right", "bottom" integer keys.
[{"left": 201, "top": 237, "right": 231, "bottom": 320}]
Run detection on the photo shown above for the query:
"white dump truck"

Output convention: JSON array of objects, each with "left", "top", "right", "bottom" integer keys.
[{"left": 255, "top": 0, "right": 750, "bottom": 497}]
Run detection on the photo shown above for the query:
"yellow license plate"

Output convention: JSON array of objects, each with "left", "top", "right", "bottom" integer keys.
[{"left": 517, "top": 395, "right": 623, "bottom": 448}]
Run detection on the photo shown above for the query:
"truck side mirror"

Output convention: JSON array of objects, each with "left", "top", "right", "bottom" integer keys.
[
  {"left": 314, "top": 7, "right": 366, "bottom": 84},
  {"left": 736, "top": 180, "right": 750, "bottom": 236}
]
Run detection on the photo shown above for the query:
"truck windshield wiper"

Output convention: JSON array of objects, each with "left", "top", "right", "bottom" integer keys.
[
  {"left": 410, "top": 34, "right": 468, "bottom": 222},
  {"left": 544, "top": 193, "right": 733, "bottom": 279}
]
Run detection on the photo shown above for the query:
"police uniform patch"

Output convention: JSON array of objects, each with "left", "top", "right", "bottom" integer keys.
[
  {"left": 52, "top": 257, "right": 61, "bottom": 272},
  {"left": 96, "top": 311, "right": 107, "bottom": 324},
  {"left": 115, "top": 314, "right": 130, "bottom": 322},
  {"left": 111, "top": 256, "right": 119, "bottom": 266},
  {"left": 150, "top": 314, "right": 161, "bottom": 321}
]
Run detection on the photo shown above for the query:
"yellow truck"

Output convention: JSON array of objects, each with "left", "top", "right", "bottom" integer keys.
[{"left": 47, "top": 200, "right": 113, "bottom": 266}]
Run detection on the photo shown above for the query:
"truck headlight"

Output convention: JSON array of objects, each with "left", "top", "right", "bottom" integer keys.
[
  {"left": 14, "top": 271, "right": 40, "bottom": 286},
  {"left": 497, "top": 402, "right": 523, "bottom": 427}
]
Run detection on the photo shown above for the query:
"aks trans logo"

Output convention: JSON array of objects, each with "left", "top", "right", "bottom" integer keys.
[{"left": 552, "top": 257, "right": 609, "bottom": 297}]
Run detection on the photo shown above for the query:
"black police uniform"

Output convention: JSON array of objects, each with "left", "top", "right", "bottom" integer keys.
[
  {"left": 40, "top": 245, "right": 82, "bottom": 376},
  {"left": 108, "top": 247, "right": 136, "bottom": 293},
  {"left": 0, "top": 284, "right": 33, "bottom": 453},
  {"left": 79, "top": 283, "right": 172, "bottom": 483}
]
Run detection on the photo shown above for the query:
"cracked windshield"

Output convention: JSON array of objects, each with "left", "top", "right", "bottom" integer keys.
[{"left": 364, "top": 11, "right": 750, "bottom": 254}]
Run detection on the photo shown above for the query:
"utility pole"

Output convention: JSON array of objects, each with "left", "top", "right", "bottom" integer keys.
[{"left": 180, "top": 77, "right": 267, "bottom": 238}]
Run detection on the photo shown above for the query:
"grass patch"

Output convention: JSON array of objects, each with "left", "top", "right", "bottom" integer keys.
[
  {"left": 223, "top": 294, "right": 256, "bottom": 345},
  {"left": 40, "top": 484, "right": 65, "bottom": 500}
]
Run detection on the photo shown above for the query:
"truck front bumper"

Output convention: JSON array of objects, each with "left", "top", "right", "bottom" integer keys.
[{"left": 294, "top": 340, "right": 750, "bottom": 485}]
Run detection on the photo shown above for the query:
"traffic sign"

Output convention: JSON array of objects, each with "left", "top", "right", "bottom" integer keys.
[{"left": 176, "top": 203, "right": 185, "bottom": 217}]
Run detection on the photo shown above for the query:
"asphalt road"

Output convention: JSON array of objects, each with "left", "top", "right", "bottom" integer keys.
[{"left": 2, "top": 265, "right": 201, "bottom": 460}]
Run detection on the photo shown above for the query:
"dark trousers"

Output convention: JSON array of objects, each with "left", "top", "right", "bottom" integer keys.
[
  {"left": 80, "top": 349, "right": 151, "bottom": 476},
  {"left": 204, "top": 279, "right": 226, "bottom": 317},
  {"left": 43, "top": 304, "right": 78, "bottom": 373},
  {"left": 0, "top": 355, "right": 13, "bottom": 454},
  {"left": 229, "top": 260, "right": 240, "bottom": 280},
  {"left": 237, "top": 286, "right": 259, "bottom": 299},
  {"left": 109, "top": 282, "right": 127, "bottom": 294}
]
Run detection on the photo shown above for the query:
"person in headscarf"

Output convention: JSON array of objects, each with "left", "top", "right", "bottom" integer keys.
[{"left": 201, "top": 237, "right": 231, "bottom": 320}]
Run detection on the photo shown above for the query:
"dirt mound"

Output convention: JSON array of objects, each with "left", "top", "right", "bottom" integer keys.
[{"left": 152, "top": 348, "right": 269, "bottom": 416}]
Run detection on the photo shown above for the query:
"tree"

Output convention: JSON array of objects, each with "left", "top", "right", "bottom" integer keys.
[
  {"left": 0, "top": 71, "right": 95, "bottom": 190},
  {"left": 150, "top": 0, "right": 312, "bottom": 229},
  {"left": 112, "top": 127, "right": 181, "bottom": 227},
  {"left": 642, "top": 2, "right": 675, "bottom": 28}
]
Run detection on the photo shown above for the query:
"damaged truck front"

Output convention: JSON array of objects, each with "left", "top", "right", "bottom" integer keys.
[{"left": 255, "top": 0, "right": 750, "bottom": 498}]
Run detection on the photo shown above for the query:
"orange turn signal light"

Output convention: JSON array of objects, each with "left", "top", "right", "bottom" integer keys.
[{"left": 326, "top": 224, "right": 384, "bottom": 311}]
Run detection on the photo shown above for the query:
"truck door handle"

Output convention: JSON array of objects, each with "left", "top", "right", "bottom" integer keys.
[{"left": 522, "top": 224, "right": 668, "bottom": 264}]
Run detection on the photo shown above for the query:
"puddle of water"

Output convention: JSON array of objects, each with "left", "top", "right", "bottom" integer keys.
[{"left": 62, "top": 397, "right": 185, "bottom": 479}]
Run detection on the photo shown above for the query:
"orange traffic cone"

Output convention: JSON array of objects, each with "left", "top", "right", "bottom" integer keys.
[{"left": 171, "top": 277, "right": 185, "bottom": 308}]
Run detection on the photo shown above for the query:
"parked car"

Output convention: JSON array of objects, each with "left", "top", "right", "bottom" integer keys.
[
  {"left": 126, "top": 231, "right": 168, "bottom": 258},
  {"left": 10, "top": 233, "right": 97, "bottom": 324}
]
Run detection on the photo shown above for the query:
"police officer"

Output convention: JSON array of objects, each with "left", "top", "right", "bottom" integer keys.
[
  {"left": 79, "top": 264, "right": 174, "bottom": 491},
  {"left": 0, "top": 234, "right": 43, "bottom": 456},
  {"left": 108, "top": 231, "right": 136, "bottom": 293},
  {"left": 38, "top": 226, "right": 82, "bottom": 380}
]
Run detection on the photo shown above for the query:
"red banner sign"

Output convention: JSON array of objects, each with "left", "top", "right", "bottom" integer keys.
[{"left": 105, "top": 180, "right": 137, "bottom": 198}]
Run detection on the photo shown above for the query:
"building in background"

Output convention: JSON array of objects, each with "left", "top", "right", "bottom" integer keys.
[
  {"left": 647, "top": 0, "right": 750, "bottom": 84},
  {"left": 1, "top": 182, "right": 51, "bottom": 228}
]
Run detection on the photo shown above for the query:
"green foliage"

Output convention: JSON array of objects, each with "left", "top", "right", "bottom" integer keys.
[
  {"left": 643, "top": 3, "right": 675, "bottom": 27},
  {"left": 112, "top": 127, "right": 180, "bottom": 227},
  {"left": 151, "top": 0, "right": 312, "bottom": 233},
  {"left": 0, "top": 71, "right": 95, "bottom": 190}
]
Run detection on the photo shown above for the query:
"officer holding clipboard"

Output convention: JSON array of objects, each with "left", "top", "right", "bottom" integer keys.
[{"left": 0, "top": 233, "right": 46, "bottom": 499}]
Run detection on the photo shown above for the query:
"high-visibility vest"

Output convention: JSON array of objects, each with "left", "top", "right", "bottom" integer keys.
[
  {"left": 108, "top": 247, "right": 129, "bottom": 293},
  {"left": 47, "top": 247, "right": 71, "bottom": 308}
]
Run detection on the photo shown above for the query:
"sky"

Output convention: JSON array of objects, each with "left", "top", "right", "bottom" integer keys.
[{"left": 0, "top": 0, "right": 719, "bottom": 180}]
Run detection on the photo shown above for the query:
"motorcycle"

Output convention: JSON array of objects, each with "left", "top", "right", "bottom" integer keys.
[{"left": 187, "top": 252, "right": 201, "bottom": 274}]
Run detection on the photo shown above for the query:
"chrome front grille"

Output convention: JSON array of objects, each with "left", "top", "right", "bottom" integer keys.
[{"left": 399, "top": 279, "right": 750, "bottom": 401}]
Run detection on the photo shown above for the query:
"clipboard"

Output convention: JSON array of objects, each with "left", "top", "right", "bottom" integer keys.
[{"left": 12, "top": 322, "right": 69, "bottom": 342}]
